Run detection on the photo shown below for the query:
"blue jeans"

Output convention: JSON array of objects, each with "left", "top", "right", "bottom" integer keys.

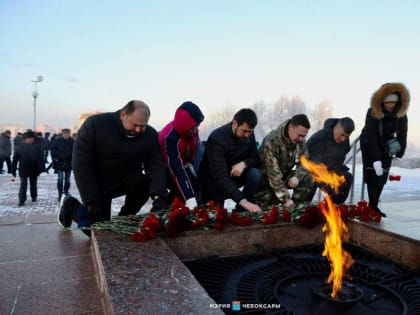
[{"left": 57, "top": 170, "right": 71, "bottom": 197}]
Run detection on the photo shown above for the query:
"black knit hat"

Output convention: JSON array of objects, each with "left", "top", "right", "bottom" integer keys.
[
  {"left": 179, "top": 101, "right": 204, "bottom": 124},
  {"left": 22, "top": 130, "right": 35, "bottom": 139}
]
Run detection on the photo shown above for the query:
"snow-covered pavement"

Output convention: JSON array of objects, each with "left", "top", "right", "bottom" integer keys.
[{"left": 1, "top": 165, "right": 419, "bottom": 217}]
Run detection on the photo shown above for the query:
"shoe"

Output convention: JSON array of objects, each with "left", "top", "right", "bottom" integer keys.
[
  {"left": 372, "top": 206, "right": 387, "bottom": 217},
  {"left": 32, "top": 198, "right": 37, "bottom": 202},
  {"left": 58, "top": 194, "right": 79, "bottom": 228},
  {"left": 18, "top": 202, "right": 24, "bottom": 207}
]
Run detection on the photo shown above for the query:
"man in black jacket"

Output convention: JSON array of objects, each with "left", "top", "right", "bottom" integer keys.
[
  {"left": 58, "top": 100, "right": 169, "bottom": 234},
  {"left": 0, "top": 130, "right": 12, "bottom": 174},
  {"left": 12, "top": 130, "right": 45, "bottom": 206},
  {"left": 51, "top": 128, "right": 74, "bottom": 201},
  {"left": 306, "top": 117, "right": 355, "bottom": 204},
  {"left": 198, "top": 108, "right": 262, "bottom": 213}
]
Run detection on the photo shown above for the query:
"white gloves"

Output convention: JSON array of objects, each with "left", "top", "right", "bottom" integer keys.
[
  {"left": 185, "top": 197, "right": 198, "bottom": 209},
  {"left": 373, "top": 161, "right": 383, "bottom": 176}
]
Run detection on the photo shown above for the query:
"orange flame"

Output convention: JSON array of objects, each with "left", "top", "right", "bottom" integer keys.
[{"left": 300, "top": 155, "right": 354, "bottom": 298}]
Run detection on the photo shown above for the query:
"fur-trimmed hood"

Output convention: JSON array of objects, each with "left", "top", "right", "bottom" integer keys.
[{"left": 370, "top": 82, "right": 410, "bottom": 119}]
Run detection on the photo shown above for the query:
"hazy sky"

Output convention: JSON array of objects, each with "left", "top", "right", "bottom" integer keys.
[{"left": 1, "top": 0, "right": 419, "bottom": 147}]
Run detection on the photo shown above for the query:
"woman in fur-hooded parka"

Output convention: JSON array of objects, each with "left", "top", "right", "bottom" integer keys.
[{"left": 360, "top": 82, "right": 409, "bottom": 215}]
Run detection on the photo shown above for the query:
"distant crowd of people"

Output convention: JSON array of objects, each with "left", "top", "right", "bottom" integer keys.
[
  {"left": 0, "top": 82, "right": 410, "bottom": 236},
  {"left": 0, "top": 129, "right": 76, "bottom": 206}
]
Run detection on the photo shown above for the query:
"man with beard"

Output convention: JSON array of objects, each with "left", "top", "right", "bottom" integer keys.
[
  {"left": 256, "top": 114, "right": 315, "bottom": 208},
  {"left": 198, "top": 108, "right": 262, "bottom": 213},
  {"left": 58, "top": 100, "right": 169, "bottom": 236}
]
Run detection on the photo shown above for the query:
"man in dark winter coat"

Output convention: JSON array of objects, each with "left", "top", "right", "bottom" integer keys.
[
  {"left": 159, "top": 101, "right": 204, "bottom": 209},
  {"left": 12, "top": 130, "right": 45, "bottom": 206},
  {"left": 360, "top": 82, "right": 409, "bottom": 217},
  {"left": 306, "top": 117, "right": 355, "bottom": 204},
  {"left": 13, "top": 132, "right": 23, "bottom": 151},
  {"left": 51, "top": 128, "right": 74, "bottom": 201},
  {"left": 0, "top": 130, "right": 12, "bottom": 174},
  {"left": 58, "top": 100, "right": 169, "bottom": 235},
  {"left": 198, "top": 108, "right": 262, "bottom": 213},
  {"left": 42, "top": 132, "right": 51, "bottom": 163}
]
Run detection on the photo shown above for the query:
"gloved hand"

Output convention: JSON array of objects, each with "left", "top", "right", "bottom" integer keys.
[
  {"left": 87, "top": 203, "right": 103, "bottom": 222},
  {"left": 151, "top": 196, "right": 170, "bottom": 212},
  {"left": 373, "top": 161, "right": 383, "bottom": 176},
  {"left": 185, "top": 197, "right": 198, "bottom": 209}
]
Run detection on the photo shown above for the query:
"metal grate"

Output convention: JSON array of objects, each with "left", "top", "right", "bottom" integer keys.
[{"left": 184, "top": 244, "right": 420, "bottom": 315}]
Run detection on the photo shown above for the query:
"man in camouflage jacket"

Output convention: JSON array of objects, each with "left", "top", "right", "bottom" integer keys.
[{"left": 256, "top": 114, "right": 315, "bottom": 207}]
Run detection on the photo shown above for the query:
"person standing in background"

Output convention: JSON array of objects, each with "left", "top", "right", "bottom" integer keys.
[
  {"left": 0, "top": 130, "right": 12, "bottom": 174},
  {"left": 51, "top": 128, "right": 74, "bottom": 201},
  {"left": 12, "top": 130, "right": 45, "bottom": 206},
  {"left": 43, "top": 132, "right": 51, "bottom": 163},
  {"left": 13, "top": 132, "right": 23, "bottom": 152}
]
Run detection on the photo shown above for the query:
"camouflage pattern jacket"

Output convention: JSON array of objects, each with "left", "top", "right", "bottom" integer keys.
[{"left": 258, "top": 119, "right": 309, "bottom": 203}]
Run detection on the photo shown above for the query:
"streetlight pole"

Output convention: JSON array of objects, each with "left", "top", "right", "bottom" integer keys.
[{"left": 31, "top": 75, "right": 43, "bottom": 130}]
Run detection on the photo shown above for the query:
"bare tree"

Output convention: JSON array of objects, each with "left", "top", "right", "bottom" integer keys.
[
  {"left": 251, "top": 101, "right": 270, "bottom": 142},
  {"left": 309, "top": 99, "right": 334, "bottom": 132},
  {"left": 200, "top": 106, "right": 236, "bottom": 140}
]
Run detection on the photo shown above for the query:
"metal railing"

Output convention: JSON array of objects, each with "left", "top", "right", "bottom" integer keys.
[{"left": 345, "top": 135, "right": 363, "bottom": 203}]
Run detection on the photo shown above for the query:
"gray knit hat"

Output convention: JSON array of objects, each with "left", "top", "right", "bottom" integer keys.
[{"left": 383, "top": 93, "right": 399, "bottom": 103}]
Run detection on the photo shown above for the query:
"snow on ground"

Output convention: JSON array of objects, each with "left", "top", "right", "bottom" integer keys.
[
  {"left": 349, "top": 165, "right": 420, "bottom": 202},
  {"left": 0, "top": 164, "right": 419, "bottom": 217}
]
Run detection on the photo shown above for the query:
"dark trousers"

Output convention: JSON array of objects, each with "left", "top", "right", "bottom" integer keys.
[
  {"left": 366, "top": 183, "right": 385, "bottom": 208},
  {"left": 201, "top": 167, "right": 262, "bottom": 206},
  {"left": 19, "top": 176, "right": 38, "bottom": 204},
  {"left": 57, "top": 170, "right": 72, "bottom": 198},
  {"left": 73, "top": 173, "right": 151, "bottom": 228},
  {"left": 0, "top": 157, "right": 12, "bottom": 173},
  {"left": 96, "top": 172, "right": 151, "bottom": 221}
]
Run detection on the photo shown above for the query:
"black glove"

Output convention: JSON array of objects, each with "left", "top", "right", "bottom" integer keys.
[
  {"left": 151, "top": 196, "right": 170, "bottom": 212},
  {"left": 87, "top": 204, "right": 103, "bottom": 222}
]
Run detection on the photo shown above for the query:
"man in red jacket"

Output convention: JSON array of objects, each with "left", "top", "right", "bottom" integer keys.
[{"left": 159, "top": 101, "right": 204, "bottom": 209}]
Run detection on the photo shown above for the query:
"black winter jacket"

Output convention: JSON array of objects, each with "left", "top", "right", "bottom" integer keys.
[
  {"left": 307, "top": 118, "right": 350, "bottom": 172},
  {"left": 72, "top": 111, "right": 167, "bottom": 205},
  {"left": 12, "top": 142, "right": 44, "bottom": 177},
  {"left": 198, "top": 122, "right": 259, "bottom": 203},
  {"left": 51, "top": 137, "right": 74, "bottom": 171},
  {"left": 360, "top": 83, "right": 409, "bottom": 169},
  {"left": 0, "top": 133, "right": 11, "bottom": 158}
]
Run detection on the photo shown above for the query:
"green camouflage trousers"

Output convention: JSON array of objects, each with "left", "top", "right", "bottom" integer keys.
[{"left": 256, "top": 169, "right": 315, "bottom": 206}]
